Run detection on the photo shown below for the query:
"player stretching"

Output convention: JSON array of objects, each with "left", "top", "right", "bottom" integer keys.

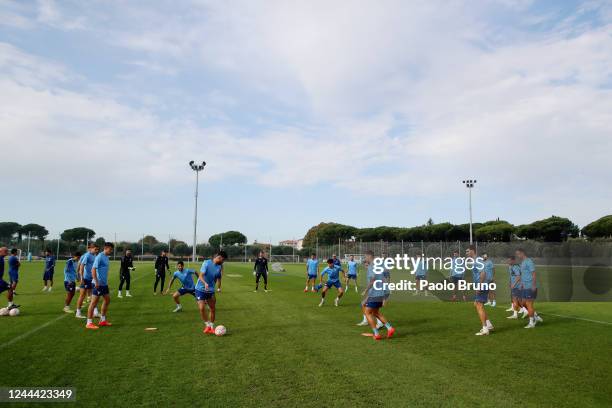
[
  {"left": 468, "top": 245, "right": 494, "bottom": 336},
  {"left": 253, "top": 251, "right": 269, "bottom": 292},
  {"left": 164, "top": 261, "right": 197, "bottom": 312},
  {"left": 63, "top": 252, "right": 81, "bottom": 313},
  {"left": 506, "top": 256, "right": 525, "bottom": 319},
  {"left": 318, "top": 259, "right": 346, "bottom": 307},
  {"left": 361, "top": 251, "right": 395, "bottom": 340},
  {"left": 304, "top": 254, "right": 319, "bottom": 292},
  {"left": 86, "top": 242, "right": 114, "bottom": 329},
  {"left": 195, "top": 251, "right": 227, "bottom": 334},
  {"left": 0, "top": 247, "right": 19, "bottom": 311},
  {"left": 483, "top": 254, "right": 496, "bottom": 307},
  {"left": 345, "top": 255, "right": 359, "bottom": 293},
  {"left": 450, "top": 250, "right": 466, "bottom": 301},
  {"left": 42, "top": 249, "right": 56, "bottom": 292},
  {"left": 75, "top": 244, "right": 99, "bottom": 319},
  {"left": 516, "top": 248, "right": 543, "bottom": 328}
]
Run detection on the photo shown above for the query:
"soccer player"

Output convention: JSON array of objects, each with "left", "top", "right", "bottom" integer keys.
[
  {"left": 331, "top": 254, "right": 341, "bottom": 268},
  {"left": 118, "top": 249, "right": 134, "bottom": 298},
  {"left": 63, "top": 252, "right": 81, "bottom": 313},
  {"left": 8, "top": 248, "right": 21, "bottom": 299},
  {"left": 506, "top": 255, "right": 524, "bottom": 319},
  {"left": 467, "top": 245, "right": 494, "bottom": 336},
  {"left": 0, "top": 247, "right": 19, "bottom": 311},
  {"left": 75, "top": 243, "right": 100, "bottom": 319},
  {"left": 164, "top": 260, "right": 197, "bottom": 312},
  {"left": 345, "top": 255, "right": 359, "bottom": 293},
  {"left": 450, "top": 250, "right": 466, "bottom": 301},
  {"left": 253, "top": 251, "right": 268, "bottom": 292},
  {"left": 482, "top": 254, "right": 496, "bottom": 307},
  {"left": 195, "top": 251, "right": 227, "bottom": 334},
  {"left": 414, "top": 254, "right": 428, "bottom": 296},
  {"left": 516, "top": 248, "right": 543, "bottom": 329},
  {"left": 361, "top": 250, "right": 395, "bottom": 340},
  {"left": 153, "top": 250, "right": 170, "bottom": 295},
  {"left": 318, "top": 258, "right": 346, "bottom": 307},
  {"left": 304, "top": 254, "right": 319, "bottom": 292},
  {"left": 86, "top": 242, "right": 114, "bottom": 329},
  {"left": 42, "top": 249, "right": 56, "bottom": 292}
]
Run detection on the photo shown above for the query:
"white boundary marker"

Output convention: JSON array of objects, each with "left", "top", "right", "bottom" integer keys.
[{"left": 0, "top": 314, "right": 68, "bottom": 350}]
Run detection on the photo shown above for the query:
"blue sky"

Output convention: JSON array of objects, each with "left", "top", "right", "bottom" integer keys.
[{"left": 1, "top": 0, "right": 611, "bottom": 244}]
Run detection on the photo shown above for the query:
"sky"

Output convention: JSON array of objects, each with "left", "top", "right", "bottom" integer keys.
[{"left": 0, "top": 0, "right": 611, "bottom": 245}]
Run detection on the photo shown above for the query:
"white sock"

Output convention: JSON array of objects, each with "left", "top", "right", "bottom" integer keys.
[
  {"left": 529, "top": 317, "right": 534, "bottom": 324},
  {"left": 87, "top": 319, "right": 92, "bottom": 324},
  {"left": 8, "top": 302, "right": 13, "bottom": 307},
  {"left": 486, "top": 320, "right": 492, "bottom": 327},
  {"left": 100, "top": 315, "right": 106, "bottom": 322},
  {"left": 362, "top": 314, "right": 367, "bottom": 322},
  {"left": 482, "top": 325, "right": 487, "bottom": 331}
]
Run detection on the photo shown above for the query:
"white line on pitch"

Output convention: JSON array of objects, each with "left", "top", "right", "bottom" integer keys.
[
  {"left": 495, "top": 305, "right": 612, "bottom": 326},
  {"left": 0, "top": 314, "right": 69, "bottom": 350}
]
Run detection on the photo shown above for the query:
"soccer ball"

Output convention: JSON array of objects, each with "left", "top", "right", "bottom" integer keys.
[
  {"left": 0, "top": 308, "right": 9, "bottom": 316},
  {"left": 214, "top": 325, "right": 226, "bottom": 336},
  {"left": 9, "top": 308, "right": 19, "bottom": 317}
]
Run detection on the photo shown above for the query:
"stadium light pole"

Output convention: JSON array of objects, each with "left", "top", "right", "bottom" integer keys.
[
  {"left": 189, "top": 160, "right": 206, "bottom": 264},
  {"left": 462, "top": 179, "right": 477, "bottom": 244}
]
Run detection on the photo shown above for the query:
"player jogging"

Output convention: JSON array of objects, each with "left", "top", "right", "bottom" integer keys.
[
  {"left": 118, "top": 249, "right": 134, "bottom": 298},
  {"left": 253, "top": 251, "right": 269, "bottom": 292},
  {"left": 75, "top": 243, "right": 100, "bottom": 319},
  {"left": 506, "top": 256, "right": 525, "bottom": 319},
  {"left": 361, "top": 250, "right": 395, "bottom": 341},
  {"left": 516, "top": 248, "right": 543, "bottom": 329},
  {"left": 483, "top": 254, "right": 496, "bottom": 307},
  {"left": 304, "top": 254, "right": 319, "bottom": 292},
  {"left": 86, "top": 242, "right": 114, "bottom": 329},
  {"left": 468, "top": 245, "right": 494, "bottom": 336},
  {"left": 318, "top": 258, "right": 346, "bottom": 307},
  {"left": 450, "top": 250, "right": 466, "bottom": 301},
  {"left": 63, "top": 252, "right": 81, "bottom": 313},
  {"left": 195, "top": 251, "right": 227, "bottom": 334},
  {"left": 154, "top": 250, "right": 170, "bottom": 295},
  {"left": 42, "top": 249, "right": 56, "bottom": 292},
  {"left": 164, "top": 261, "right": 197, "bottom": 312},
  {"left": 0, "top": 247, "right": 19, "bottom": 311},
  {"left": 345, "top": 255, "right": 359, "bottom": 293}
]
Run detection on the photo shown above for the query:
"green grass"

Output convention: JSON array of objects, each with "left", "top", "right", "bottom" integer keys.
[{"left": 1, "top": 261, "right": 611, "bottom": 407}]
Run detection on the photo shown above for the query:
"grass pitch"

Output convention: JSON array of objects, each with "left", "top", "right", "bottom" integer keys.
[{"left": 0, "top": 261, "right": 611, "bottom": 407}]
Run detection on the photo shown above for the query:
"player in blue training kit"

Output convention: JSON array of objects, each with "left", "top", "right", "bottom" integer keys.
[
  {"left": 76, "top": 243, "right": 99, "bottom": 319},
  {"left": 344, "top": 255, "right": 359, "bottom": 293},
  {"left": 361, "top": 250, "right": 395, "bottom": 340},
  {"left": 318, "top": 259, "right": 346, "bottom": 307},
  {"left": 414, "top": 254, "right": 428, "bottom": 296},
  {"left": 468, "top": 245, "right": 494, "bottom": 336},
  {"left": 450, "top": 250, "right": 467, "bottom": 301},
  {"left": 42, "top": 249, "right": 56, "bottom": 292},
  {"left": 516, "top": 248, "right": 543, "bottom": 328},
  {"left": 8, "top": 248, "right": 21, "bottom": 299},
  {"left": 482, "top": 254, "right": 496, "bottom": 307},
  {"left": 86, "top": 243, "right": 114, "bottom": 329},
  {"left": 196, "top": 251, "right": 227, "bottom": 334},
  {"left": 304, "top": 254, "right": 319, "bottom": 292},
  {"left": 0, "top": 247, "right": 19, "bottom": 311},
  {"left": 63, "top": 252, "right": 81, "bottom": 313},
  {"left": 506, "top": 255, "right": 526, "bottom": 319},
  {"left": 165, "top": 260, "right": 198, "bottom": 312}
]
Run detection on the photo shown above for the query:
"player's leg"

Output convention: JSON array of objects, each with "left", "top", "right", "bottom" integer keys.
[
  {"left": 319, "top": 285, "right": 329, "bottom": 306},
  {"left": 125, "top": 270, "right": 131, "bottom": 297},
  {"left": 172, "top": 290, "right": 183, "bottom": 312},
  {"left": 75, "top": 286, "right": 86, "bottom": 317},
  {"left": 255, "top": 271, "right": 261, "bottom": 291},
  {"left": 7, "top": 281, "right": 18, "bottom": 309},
  {"left": 64, "top": 282, "right": 75, "bottom": 312},
  {"left": 154, "top": 273, "right": 160, "bottom": 294},
  {"left": 207, "top": 296, "right": 216, "bottom": 325},
  {"left": 99, "top": 293, "right": 111, "bottom": 326},
  {"left": 373, "top": 308, "right": 395, "bottom": 338},
  {"left": 49, "top": 273, "right": 54, "bottom": 290},
  {"left": 334, "top": 285, "right": 344, "bottom": 306},
  {"left": 357, "top": 302, "right": 369, "bottom": 325},
  {"left": 364, "top": 306, "right": 382, "bottom": 340},
  {"left": 262, "top": 271, "right": 268, "bottom": 291},
  {"left": 474, "top": 297, "right": 493, "bottom": 335},
  {"left": 86, "top": 295, "right": 100, "bottom": 328},
  {"left": 118, "top": 272, "right": 125, "bottom": 297}
]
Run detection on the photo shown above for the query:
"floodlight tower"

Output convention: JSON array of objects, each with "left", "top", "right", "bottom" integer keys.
[
  {"left": 462, "top": 179, "right": 477, "bottom": 244},
  {"left": 189, "top": 161, "right": 206, "bottom": 263}
]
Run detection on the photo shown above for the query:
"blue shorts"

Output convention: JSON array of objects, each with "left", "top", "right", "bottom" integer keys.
[
  {"left": 80, "top": 278, "right": 93, "bottom": 289},
  {"left": 366, "top": 301, "right": 383, "bottom": 309},
  {"left": 64, "top": 281, "right": 76, "bottom": 293},
  {"left": 474, "top": 290, "right": 489, "bottom": 303},
  {"left": 0, "top": 279, "right": 8, "bottom": 293},
  {"left": 93, "top": 285, "right": 109, "bottom": 297},
  {"left": 195, "top": 290, "right": 214, "bottom": 301},
  {"left": 347, "top": 274, "right": 357, "bottom": 280},
  {"left": 522, "top": 288, "right": 537, "bottom": 300},
  {"left": 451, "top": 276, "right": 464, "bottom": 284},
  {"left": 325, "top": 281, "right": 342, "bottom": 289},
  {"left": 511, "top": 288, "right": 522, "bottom": 298},
  {"left": 43, "top": 270, "right": 54, "bottom": 281},
  {"left": 416, "top": 275, "right": 426, "bottom": 280},
  {"left": 178, "top": 287, "right": 195, "bottom": 296},
  {"left": 307, "top": 274, "right": 317, "bottom": 280}
]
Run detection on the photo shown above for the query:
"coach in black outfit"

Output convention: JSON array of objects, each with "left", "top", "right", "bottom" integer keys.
[
  {"left": 253, "top": 251, "right": 269, "bottom": 292},
  {"left": 154, "top": 250, "right": 170, "bottom": 295},
  {"left": 118, "top": 249, "right": 134, "bottom": 298}
]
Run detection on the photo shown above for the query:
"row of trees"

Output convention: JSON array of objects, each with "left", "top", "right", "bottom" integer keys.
[{"left": 302, "top": 215, "right": 601, "bottom": 246}]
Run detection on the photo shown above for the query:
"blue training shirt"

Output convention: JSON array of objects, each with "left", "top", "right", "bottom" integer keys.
[
  {"left": 321, "top": 265, "right": 342, "bottom": 283},
  {"left": 174, "top": 269, "right": 196, "bottom": 290},
  {"left": 45, "top": 255, "right": 56, "bottom": 271},
  {"left": 483, "top": 259, "right": 494, "bottom": 282},
  {"left": 471, "top": 261, "right": 485, "bottom": 284},
  {"left": 415, "top": 258, "right": 427, "bottom": 277},
  {"left": 64, "top": 258, "right": 78, "bottom": 282},
  {"left": 92, "top": 253, "right": 110, "bottom": 286},
  {"left": 196, "top": 259, "right": 222, "bottom": 293},
  {"left": 347, "top": 261, "right": 358, "bottom": 276},
  {"left": 367, "top": 263, "right": 386, "bottom": 299},
  {"left": 8, "top": 255, "right": 19, "bottom": 275},
  {"left": 306, "top": 259, "right": 319, "bottom": 276},
  {"left": 509, "top": 264, "right": 521, "bottom": 287},
  {"left": 79, "top": 252, "right": 95, "bottom": 280},
  {"left": 520, "top": 258, "right": 536, "bottom": 289},
  {"left": 450, "top": 257, "right": 464, "bottom": 277}
]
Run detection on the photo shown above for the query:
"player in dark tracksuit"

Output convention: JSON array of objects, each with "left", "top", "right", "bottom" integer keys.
[
  {"left": 118, "top": 249, "right": 134, "bottom": 298},
  {"left": 253, "top": 252, "right": 269, "bottom": 292},
  {"left": 154, "top": 251, "right": 170, "bottom": 295}
]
